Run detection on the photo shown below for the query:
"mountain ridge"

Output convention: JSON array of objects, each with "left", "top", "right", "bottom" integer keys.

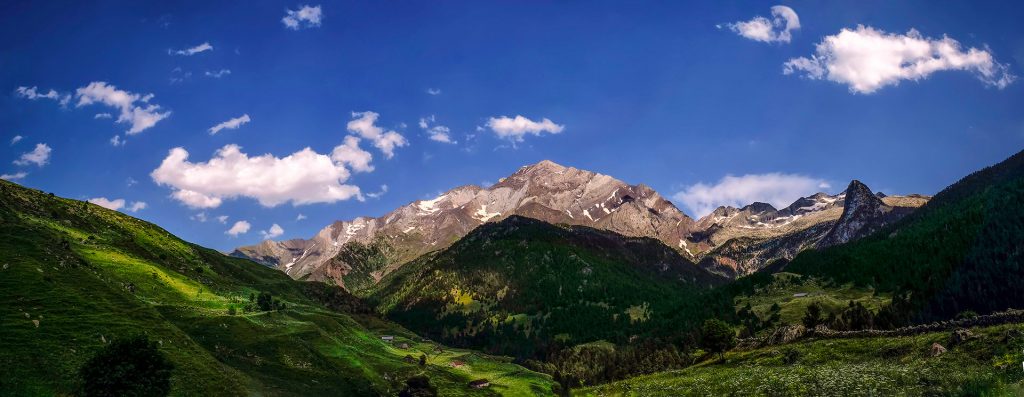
[{"left": 233, "top": 160, "right": 929, "bottom": 287}]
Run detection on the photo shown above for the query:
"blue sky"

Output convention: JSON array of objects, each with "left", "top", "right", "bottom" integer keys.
[{"left": 2, "top": 1, "right": 1023, "bottom": 250}]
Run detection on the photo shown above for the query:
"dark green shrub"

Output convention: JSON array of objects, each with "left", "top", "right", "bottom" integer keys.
[{"left": 78, "top": 335, "right": 174, "bottom": 397}]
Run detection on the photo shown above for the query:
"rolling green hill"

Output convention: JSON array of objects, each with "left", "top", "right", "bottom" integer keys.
[
  {"left": 367, "top": 216, "right": 728, "bottom": 359},
  {"left": 782, "top": 148, "right": 1024, "bottom": 322},
  {"left": 0, "top": 180, "right": 554, "bottom": 396}
]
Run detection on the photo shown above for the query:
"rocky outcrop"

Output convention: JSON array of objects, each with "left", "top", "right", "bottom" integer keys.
[
  {"left": 233, "top": 160, "right": 698, "bottom": 287},
  {"left": 766, "top": 325, "right": 807, "bottom": 346},
  {"left": 694, "top": 181, "right": 928, "bottom": 277}
]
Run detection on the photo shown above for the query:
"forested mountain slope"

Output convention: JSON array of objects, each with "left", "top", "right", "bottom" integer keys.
[
  {"left": 783, "top": 148, "right": 1024, "bottom": 322},
  {"left": 368, "top": 216, "right": 728, "bottom": 359}
]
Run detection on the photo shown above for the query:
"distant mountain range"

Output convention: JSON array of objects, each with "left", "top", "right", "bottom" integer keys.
[{"left": 232, "top": 160, "right": 929, "bottom": 289}]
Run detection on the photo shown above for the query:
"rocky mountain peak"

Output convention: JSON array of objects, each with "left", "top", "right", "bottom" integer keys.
[
  {"left": 233, "top": 160, "right": 697, "bottom": 287},
  {"left": 817, "top": 180, "right": 891, "bottom": 248},
  {"left": 742, "top": 202, "right": 777, "bottom": 213}
]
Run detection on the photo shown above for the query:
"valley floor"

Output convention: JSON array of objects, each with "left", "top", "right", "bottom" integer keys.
[{"left": 576, "top": 323, "right": 1024, "bottom": 396}]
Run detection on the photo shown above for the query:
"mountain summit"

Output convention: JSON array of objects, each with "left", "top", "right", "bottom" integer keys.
[
  {"left": 233, "top": 161, "right": 930, "bottom": 287},
  {"left": 232, "top": 160, "right": 697, "bottom": 289}
]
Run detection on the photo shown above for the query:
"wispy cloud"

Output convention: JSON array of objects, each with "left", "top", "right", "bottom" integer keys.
[
  {"left": 426, "top": 88, "right": 441, "bottom": 95},
  {"left": 208, "top": 114, "right": 251, "bottom": 135},
  {"left": 282, "top": 5, "right": 322, "bottom": 30},
  {"left": 722, "top": 5, "right": 800, "bottom": 43},
  {"left": 419, "top": 115, "right": 455, "bottom": 144},
  {"left": 15, "top": 86, "right": 71, "bottom": 107},
  {"left": 347, "top": 111, "right": 408, "bottom": 159},
  {"left": 169, "top": 42, "right": 213, "bottom": 56},
  {"left": 76, "top": 82, "right": 171, "bottom": 134},
  {"left": 205, "top": 69, "right": 232, "bottom": 78},
  {"left": 14, "top": 143, "right": 51, "bottom": 167},
  {"left": 366, "top": 184, "right": 388, "bottom": 199},
  {"left": 485, "top": 115, "right": 564, "bottom": 143},
  {"left": 0, "top": 172, "right": 27, "bottom": 181},
  {"left": 10, "top": 135, "right": 22, "bottom": 145}
]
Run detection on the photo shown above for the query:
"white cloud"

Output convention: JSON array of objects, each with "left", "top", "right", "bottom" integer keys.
[
  {"left": 208, "top": 114, "right": 251, "bottom": 135},
  {"left": 295, "top": 213, "right": 307, "bottom": 221},
  {"left": 216, "top": 215, "right": 229, "bottom": 224},
  {"left": 169, "top": 42, "right": 213, "bottom": 56},
  {"left": 347, "top": 111, "right": 408, "bottom": 158},
  {"left": 87, "top": 197, "right": 146, "bottom": 213},
  {"left": 784, "top": 25, "right": 1016, "bottom": 94},
  {"left": 366, "top": 184, "right": 388, "bottom": 199},
  {"left": 88, "top": 197, "right": 125, "bottom": 211},
  {"left": 724, "top": 5, "right": 800, "bottom": 43},
  {"left": 171, "top": 189, "right": 223, "bottom": 208},
  {"left": 0, "top": 172, "right": 27, "bottom": 181},
  {"left": 331, "top": 135, "right": 374, "bottom": 172},
  {"left": 486, "top": 115, "right": 564, "bottom": 142},
  {"left": 10, "top": 135, "right": 22, "bottom": 145},
  {"left": 94, "top": 113, "right": 112, "bottom": 119},
  {"left": 15, "top": 86, "right": 71, "bottom": 107},
  {"left": 282, "top": 5, "right": 322, "bottom": 30},
  {"left": 261, "top": 223, "right": 284, "bottom": 239},
  {"left": 110, "top": 135, "right": 125, "bottom": 147},
  {"left": 673, "top": 173, "right": 830, "bottom": 217},
  {"left": 226, "top": 220, "right": 251, "bottom": 236},
  {"left": 426, "top": 88, "right": 441, "bottom": 95},
  {"left": 14, "top": 143, "right": 51, "bottom": 167},
  {"left": 204, "top": 69, "right": 232, "bottom": 78},
  {"left": 191, "top": 212, "right": 208, "bottom": 222},
  {"left": 151, "top": 144, "right": 363, "bottom": 209},
  {"left": 75, "top": 82, "right": 171, "bottom": 134},
  {"left": 419, "top": 115, "right": 456, "bottom": 144}
]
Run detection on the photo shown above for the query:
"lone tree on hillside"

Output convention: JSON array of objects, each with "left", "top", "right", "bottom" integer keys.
[
  {"left": 701, "top": 318, "right": 736, "bottom": 360},
  {"left": 802, "top": 302, "right": 823, "bottom": 329},
  {"left": 79, "top": 335, "right": 174, "bottom": 397},
  {"left": 256, "top": 292, "right": 274, "bottom": 311}
]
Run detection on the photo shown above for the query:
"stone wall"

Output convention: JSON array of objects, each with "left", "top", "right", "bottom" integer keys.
[{"left": 737, "top": 309, "right": 1024, "bottom": 349}]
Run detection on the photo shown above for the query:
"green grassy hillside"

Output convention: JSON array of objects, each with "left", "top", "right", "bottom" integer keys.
[
  {"left": 783, "top": 149, "right": 1024, "bottom": 322},
  {"left": 733, "top": 272, "right": 890, "bottom": 330},
  {"left": 367, "top": 216, "right": 727, "bottom": 359},
  {"left": 0, "top": 180, "right": 554, "bottom": 396},
  {"left": 578, "top": 323, "right": 1024, "bottom": 396}
]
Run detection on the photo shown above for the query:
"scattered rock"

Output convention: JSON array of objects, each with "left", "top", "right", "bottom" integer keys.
[
  {"left": 31, "top": 319, "right": 39, "bottom": 328},
  {"left": 950, "top": 328, "right": 975, "bottom": 346},
  {"left": 766, "top": 325, "right": 806, "bottom": 345},
  {"left": 930, "top": 342, "right": 946, "bottom": 357}
]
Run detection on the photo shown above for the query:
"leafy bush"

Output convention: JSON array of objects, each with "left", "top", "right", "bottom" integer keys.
[{"left": 78, "top": 335, "right": 174, "bottom": 397}]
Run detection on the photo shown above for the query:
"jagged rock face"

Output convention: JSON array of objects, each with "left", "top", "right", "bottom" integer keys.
[
  {"left": 816, "top": 180, "right": 918, "bottom": 248},
  {"left": 691, "top": 181, "right": 929, "bottom": 277},
  {"left": 232, "top": 160, "right": 697, "bottom": 286},
  {"left": 232, "top": 160, "right": 930, "bottom": 285}
]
